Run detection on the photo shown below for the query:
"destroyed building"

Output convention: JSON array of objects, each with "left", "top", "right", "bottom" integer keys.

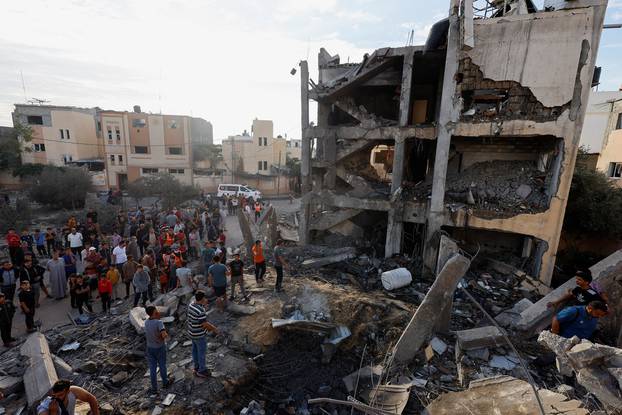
[{"left": 298, "top": 0, "right": 608, "bottom": 285}]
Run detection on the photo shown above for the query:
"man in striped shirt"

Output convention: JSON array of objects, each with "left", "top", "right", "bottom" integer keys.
[{"left": 187, "top": 290, "right": 219, "bottom": 378}]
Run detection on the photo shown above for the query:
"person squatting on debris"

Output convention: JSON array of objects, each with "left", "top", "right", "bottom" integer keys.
[
  {"left": 252, "top": 240, "right": 266, "bottom": 286},
  {"left": 18, "top": 280, "right": 36, "bottom": 333},
  {"left": 37, "top": 379, "right": 99, "bottom": 415},
  {"left": 144, "top": 305, "right": 170, "bottom": 394},
  {"left": 551, "top": 300, "right": 608, "bottom": 340},
  {"left": 0, "top": 292, "right": 16, "bottom": 347},
  {"left": 208, "top": 255, "right": 229, "bottom": 311},
  {"left": 547, "top": 269, "right": 608, "bottom": 310},
  {"left": 187, "top": 290, "right": 219, "bottom": 378}
]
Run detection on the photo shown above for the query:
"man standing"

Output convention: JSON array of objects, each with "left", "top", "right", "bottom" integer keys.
[
  {"left": 551, "top": 300, "right": 608, "bottom": 339},
  {"left": 34, "top": 229, "right": 47, "bottom": 258},
  {"left": 254, "top": 201, "right": 261, "bottom": 222},
  {"left": 113, "top": 240, "right": 128, "bottom": 273},
  {"left": 187, "top": 291, "right": 218, "bottom": 378},
  {"left": 132, "top": 264, "right": 150, "bottom": 307},
  {"left": 20, "top": 258, "right": 49, "bottom": 307},
  {"left": 252, "top": 240, "right": 266, "bottom": 286},
  {"left": 273, "top": 239, "right": 288, "bottom": 293},
  {"left": 202, "top": 241, "right": 216, "bottom": 274},
  {"left": 0, "top": 292, "right": 15, "bottom": 347},
  {"left": 46, "top": 250, "right": 67, "bottom": 300},
  {"left": 0, "top": 261, "right": 17, "bottom": 306},
  {"left": 175, "top": 261, "right": 193, "bottom": 290},
  {"left": 67, "top": 228, "right": 84, "bottom": 256},
  {"left": 98, "top": 273, "right": 112, "bottom": 313},
  {"left": 74, "top": 275, "right": 93, "bottom": 315},
  {"left": 229, "top": 253, "right": 247, "bottom": 301},
  {"left": 6, "top": 229, "right": 23, "bottom": 266},
  {"left": 18, "top": 280, "right": 36, "bottom": 333},
  {"left": 144, "top": 305, "right": 169, "bottom": 394},
  {"left": 106, "top": 265, "right": 123, "bottom": 301},
  {"left": 142, "top": 249, "right": 156, "bottom": 301},
  {"left": 208, "top": 256, "right": 228, "bottom": 311},
  {"left": 121, "top": 255, "right": 137, "bottom": 300}
]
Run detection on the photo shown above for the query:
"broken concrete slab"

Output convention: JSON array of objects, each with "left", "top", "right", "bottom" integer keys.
[
  {"left": 129, "top": 307, "right": 149, "bottom": 334},
  {"left": 518, "top": 249, "right": 622, "bottom": 334},
  {"left": 52, "top": 354, "right": 73, "bottom": 378},
  {"left": 495, "top": 298, "right": 533, "bottom": 328},
  {"left": 456, "top": 326, "right": 505, "bottom": 351},
  {"left": 576, "top": 367, "right": 622, "bottom": 409},
  {"left": 430, "top": 337, "right": 448, "bottom": 355},
  {"left": 227, "top": 303, "right": 257, "bottom": 315},
  {"left": 392, "top": 253, "right": 470, "bottom": 364},
  {"left": 20, "top": 333, "right": 59, "bottom": 407},
  {"left": 0, "top": 375, "right": 22, "bottom": 396},
  {"left": 301, "top": 248, "right": 357, "bottom": 268},
  {"left": 342, "top": 365, "right": 383, "bottom": 393},
  {"left": 423, "top": 376, "right": 588, "bottom": 415}
]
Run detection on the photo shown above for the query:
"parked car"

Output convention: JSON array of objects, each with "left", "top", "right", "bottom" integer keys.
[{"left": 217, "top": 184, "right": 262, "bottom": 200}]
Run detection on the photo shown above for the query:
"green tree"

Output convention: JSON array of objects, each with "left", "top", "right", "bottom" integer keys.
[
  {"left": 563, "top": 166, "right": 622, "bottom": 238},
  {"left": 193, "top": 144, "right": 223, "bottom": 170},
  {"left": 127, "top": 173, "right": 199, "bottom": 211},
  {"left": 30, "top": 166, "right": 94, "bottom": 209},
  {"left": 0, "top": 123, "right": 32, "bottom": 172}
]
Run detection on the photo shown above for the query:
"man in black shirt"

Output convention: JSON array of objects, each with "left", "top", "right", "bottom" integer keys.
[
  {"left": 74, "top": 275, "right": 93, "bottom": 315},
  {"left": 228, "top": 253, "right": 247, "bottom": 301},
  {"left": 547, "top": 270, "right": 607, "bottom": 310},
  {"left": 20, "top": 258, "right": 49, "bottom": 307},
  {"left": 18, "top": 280, "right": 36, "bottom": 333},
  {"left": 0, "top": 292, "right": 16, "bottom": 347}
]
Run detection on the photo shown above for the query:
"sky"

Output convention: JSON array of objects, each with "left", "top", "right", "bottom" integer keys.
[{"left": 0, "top": 1, "right": 622, "bottom": 142}]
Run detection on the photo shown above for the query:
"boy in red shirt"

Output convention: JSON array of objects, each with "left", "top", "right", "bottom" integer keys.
[
  {"left": 98, "top": 273, "right": 113, "bottom": 313},
  {"left": 6, "top": 228, "right": 22, "bottom": 266}
]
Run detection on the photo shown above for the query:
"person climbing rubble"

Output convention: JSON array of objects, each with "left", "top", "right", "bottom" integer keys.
[
  {"left": 551, "top": 300, "right": 608, "bottom": 340},
  {"left": 144, "top": 305, "right": 170, "bottom": 394},
  {"left": 546, "top": 269, "right": 609, "bottom": 310},
  {"left": 187, "top": 290, "right": 219, "bottom": 378}
]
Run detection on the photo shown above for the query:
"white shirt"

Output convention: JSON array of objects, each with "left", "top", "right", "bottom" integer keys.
[
  {"left": 176, "top": 267, "right": 193, "bottom": 287},
  {"left": 112, "top": 245, "right": 127, "bottom": 265},
  {"left": 67, "top": 232, "right": 83, "bottom": 248},
  {"left": 174, "top": 223, "right": 185, "bottom": 233}
]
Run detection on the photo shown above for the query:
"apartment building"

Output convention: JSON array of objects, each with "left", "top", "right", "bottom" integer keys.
[
  {"left": 298, "top": 0, "right": 607, "bottom": 285},
  {"left": 286, "top": 138, "right": 302, "bottom": 160},
  {"left": 191, "top": 118, "right": 214, "bottom": 145},
  {"left": 579, "top": 90, "right": 622, "bottom": 183},
  {"left": 222, "top": 119, "right": 287, "bottom": 176},
  {"left": 12, "top": 105, "right": 101, "bottom": 166},
  {"left": 100, "top": 106, "right": 193, "bottom": 187}
]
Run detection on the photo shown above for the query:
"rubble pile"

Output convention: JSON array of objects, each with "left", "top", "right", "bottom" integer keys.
[{"left": 404, "top": 160, "right": 551, "bottom": 215}]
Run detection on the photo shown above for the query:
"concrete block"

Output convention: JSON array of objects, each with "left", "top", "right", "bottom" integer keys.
[
  {"left": 20, "top": 332, "right": 58, "bottom": 407},
  {"left": 456, "top": 326, "right": 505, "bottom": 351},
  {"left": 495, "top": 298, "right": 533, "bottom": 328},
  {"left": 52, "top": 354, "right": 73, "bottom": 378},
  {"left": 301, "top": 248, "right": 357, "bottom": 268},
  {"left": 0, "top": 375, "right": 23, "bottom": 396},
  {"left": 129, "top": 307, "right": 149, "bottom": 334},
  {"left": 576, "top": 367, "right": 622, "bottom": 410}
]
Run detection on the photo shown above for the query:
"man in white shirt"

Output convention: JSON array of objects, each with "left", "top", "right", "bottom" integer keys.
[
  {"left": 67, "top": 228, "right": 83, "bottom": 255},
  {"left": 113, "top": 240, "right": 128, "bottom": 273},
  {"left": 175, "top": 261, "right": 194, "bottom": 290}
]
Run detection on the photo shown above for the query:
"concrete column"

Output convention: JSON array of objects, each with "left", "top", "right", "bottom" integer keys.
[
  {"left": 424, "top": 1, "right": 462, "bottom": 270},
  {"left": 385, "top": 51, "right": 414, "bottom": 257},
  {"left": 299, "top": 61, "right": 311, "bottom": 245}
]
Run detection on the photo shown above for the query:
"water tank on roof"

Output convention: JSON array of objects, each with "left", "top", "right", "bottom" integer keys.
[{"left": 133, "top": 105, "right": 141, "bottom": 113}]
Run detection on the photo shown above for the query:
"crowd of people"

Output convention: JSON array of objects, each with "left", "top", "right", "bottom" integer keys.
[{"left": 0, "top": 195, "right": 287, "bottom": 350}]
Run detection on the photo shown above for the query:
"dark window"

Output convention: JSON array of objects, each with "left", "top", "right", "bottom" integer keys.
[
  {"left": 609, "top": 162, "right": 622, "bottom": 178},
  {"left": 66, "top": 129, "right": 70, "bottom": 139},
  {"left": 118, "top": 155, "right": 123, "bottom": 164},
  {"left": 115, "top": 127, "right": 121, "bottom": 140},
  {"left": 258, "top": 161, "right": 262, "bottom": 170},
  {"left": 27, "top": 115, "right": 43, "bottom": 125},
  {"left": 169, "top": 168, "right": 184, "bottom": 174},
  {"left": 33, "top": 143, "right": 45, "bottom": 152},
  {"left": 263, "top": 137, "right": 267, "bottom": 146},
  {"left": 168, "top": 147, "right": 182, "bottom": 155},
  {"left": 258, "top": 137, "right": 262, "bottom": 146},
  {"left": 142, "top": 168, "right": 158, "bottom": 174},
  {"left": 107, "top": 128, "right": 113, "bottom": 140},
  {"left": 110, "top": 155, "right": 116, "bottom": 164},
  {"left": 59, "top": 129, "right": 64, "bottom": 139},
  {"left": 617, "top": 113, "right": 622, "bottom": 130},
  {"left": 169, "top": 120, "right": 178, "bottom": 129},
  {"left": 132, "top": 118, "right": 146, "bottom": 128},
  {"left": 134, "top": 146, "right": 148, "bottom": 154},
  {"left": 263, "top": 161, "right": 268, "bottom": 170}
]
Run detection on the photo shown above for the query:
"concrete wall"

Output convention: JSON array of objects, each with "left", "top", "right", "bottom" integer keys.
[
  {"left": 287, "top": 139, "right": 302, "bottom": 160},
  {"left": 194, "top": 173, "right": 292, "bottom": 195}
]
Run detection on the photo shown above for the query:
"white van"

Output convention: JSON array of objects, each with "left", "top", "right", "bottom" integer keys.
[{"left": 217, "top": 184, "right": 262, "bottom": 200}]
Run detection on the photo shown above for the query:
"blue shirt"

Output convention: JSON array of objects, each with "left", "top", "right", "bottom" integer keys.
[
  {"left": 208, "top": 263, "right": 227, "bottom": 287},
  {"left": 557, "top": 305, "right": 598, "bottom": 339}
]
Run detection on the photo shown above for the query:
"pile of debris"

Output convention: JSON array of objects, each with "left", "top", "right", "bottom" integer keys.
[{"left": 404, "top": 160, "right": 551, "bottom": 215}]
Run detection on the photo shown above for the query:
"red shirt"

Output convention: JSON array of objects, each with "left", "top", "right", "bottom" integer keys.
[
  {"left": 7, "top": 233, "right": 20, "bottom": 247},
  {"left": 98, "top": 278, "right": 112, "bottom": 294}
]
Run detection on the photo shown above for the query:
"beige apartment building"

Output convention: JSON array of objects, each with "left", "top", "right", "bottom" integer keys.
[
  {"left": 13, "top": 105, "right": 101, "bottom": 166},
  {"left": 12, "top": 104, "right": 209, "bottom": 189},
  {"left": 99, "top": 106, "right": 193, "bottom": 188},
  {"left": 286, "top": 138, "right": 302, "bottom": 160},
  {"left": 222, "top": 119, "right": 287, "bottom": 176},
  {"left": 579, "top": 90, "right": 622, "bottom": 185}
]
